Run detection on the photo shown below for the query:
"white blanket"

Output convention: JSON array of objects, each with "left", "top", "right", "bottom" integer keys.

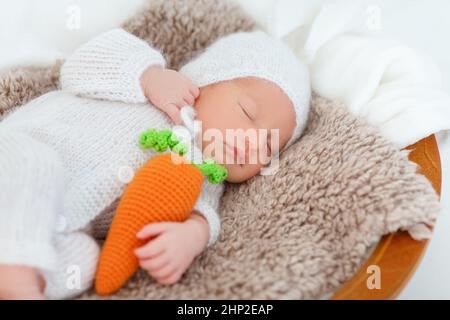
[{"left": 275, "top": 0, "right": 450, "bottom": 148}]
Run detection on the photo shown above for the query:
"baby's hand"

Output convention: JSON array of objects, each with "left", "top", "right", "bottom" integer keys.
[
  {"left": 140, "top": 66, "right": 200, "bottom": 124},
  {"left": 134, "top": 213, "right": 209, "bottom": 284}
]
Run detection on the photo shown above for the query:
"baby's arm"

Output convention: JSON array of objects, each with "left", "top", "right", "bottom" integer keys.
[
  {"left": 60, "top": 28, "right": 164, "bottom": 104},
  {"left": 60, "top": 28, "right": 198, "bottom": 123},
  {"left": 134, "top": 181, "right": 224, "bottom": 284}
]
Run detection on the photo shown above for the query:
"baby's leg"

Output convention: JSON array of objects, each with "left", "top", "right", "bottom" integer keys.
[
  {"left": 41, "top": 232, "right": 100, "bottom": 300},
  {"left": 0, "top": 129, "right": 64, "bottom": 298},
  {"left": 0, "top": 265, "right": 45, "bottom": 299}
]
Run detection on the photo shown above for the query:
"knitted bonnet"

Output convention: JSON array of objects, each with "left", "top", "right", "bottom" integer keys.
[{"left": 179, "top": 31, "right": 311, "bottom": 149}]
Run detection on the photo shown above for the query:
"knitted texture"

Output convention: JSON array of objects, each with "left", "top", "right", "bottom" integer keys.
[
  {"left": 180, "top": 31, "right": 311, "bottom": 148},
  {"left": 0, "top": 129, "right": 64, "bottom": 271},
  {"left": 139, "top": 128, "right": 228, "bottom": 183},
  {"left": 95, "top": 154, "right": 204, "bottom": 296},
  {"left": 60, "top": 28, "right": 166, "bottom": 104},
  {"left": 42, "top": 232, "right": 100, "bottom": 300}
]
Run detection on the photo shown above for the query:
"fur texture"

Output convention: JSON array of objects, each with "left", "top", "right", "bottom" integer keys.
[
  {"left": 122, "top": 0, "right": 256, "bottom": 70},
  {"left": 0, "top": 62, "right": 61, "bottom": 119},
  {"left": 0, "top": 0, "right": 440, "bottom": 299}
]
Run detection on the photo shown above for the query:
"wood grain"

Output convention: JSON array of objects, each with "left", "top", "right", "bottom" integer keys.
[{"left": 331, "top": 134, "right": 442, "bottom": 300}]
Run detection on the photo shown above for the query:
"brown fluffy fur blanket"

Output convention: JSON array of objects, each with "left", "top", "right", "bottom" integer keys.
[{"left": 0, "top": 0, "right": 440, "bottom": 299}]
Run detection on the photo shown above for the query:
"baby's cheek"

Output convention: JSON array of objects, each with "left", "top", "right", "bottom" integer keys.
[{"left": 225, "top": 163, "right": 262, "bottom": 183}]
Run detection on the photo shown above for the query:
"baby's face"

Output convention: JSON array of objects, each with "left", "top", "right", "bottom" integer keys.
[{"left": 194, "top": 77, "right": 296, "bottom": 183}]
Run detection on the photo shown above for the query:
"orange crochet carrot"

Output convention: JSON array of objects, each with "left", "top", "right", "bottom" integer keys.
[{"left": 95, "top": 129, "right": 227, "bottom": 296}]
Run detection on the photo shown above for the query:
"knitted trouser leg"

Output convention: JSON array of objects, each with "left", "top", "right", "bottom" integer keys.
[
  {"left": 0, "top": 129, "right": 64, "bottom": 271},
  {"left": 41, "top": 231, "right": 100, "bottom": 300}
]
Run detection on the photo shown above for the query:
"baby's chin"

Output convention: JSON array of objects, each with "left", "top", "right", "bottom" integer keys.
[{"left": 222, "top": 163, "right": 262, "bottom": 184}]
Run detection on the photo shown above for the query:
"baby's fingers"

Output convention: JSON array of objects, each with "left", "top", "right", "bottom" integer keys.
[
  {"left": 157, "top": 268, "right": 184, "bottom": 285},
  {"left": 182, "top": 93, "right": 195, "bottom": 106},
  {"left": 150, "top": 263, "right": 178, "bottom": 281},
  {"left": 189, "top": 85, "right": 200, "bottom": 99},
  {"left": 137, "top": 222, "right": 172, "bottom": 240},
  {"left": 160, "top": 103, "right": 182, "bottom": 124},
  {"left": 134, "top": 240, "right": 165, "bottom": 259},
  {"left": 139, "top": 254, "right": 170, "bottom": 272}
]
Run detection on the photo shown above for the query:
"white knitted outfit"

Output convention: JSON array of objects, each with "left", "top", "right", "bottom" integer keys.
[{"left": 0, "top": 29, "right": 223, "bottom": 299}]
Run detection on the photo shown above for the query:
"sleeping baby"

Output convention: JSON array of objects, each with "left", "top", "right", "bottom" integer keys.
[{"left": 0, "top": 29, "right": 310, "bottom": 299}]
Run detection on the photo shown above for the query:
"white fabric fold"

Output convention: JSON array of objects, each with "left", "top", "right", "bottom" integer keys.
[
  {"left": 275, "top": 0, "right": 450, "bottom": 148},
  {"left": 303, "top": 35, "right": 450, "bottom": 148}
]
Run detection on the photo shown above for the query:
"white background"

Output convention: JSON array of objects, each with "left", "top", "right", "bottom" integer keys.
[{"left": 368, "top": 0, "right": 450, "bottom": 299}]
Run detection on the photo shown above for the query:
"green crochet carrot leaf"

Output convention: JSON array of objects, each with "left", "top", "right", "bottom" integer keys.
[
  {"left": 139, "top": 128, "right": 227, "bottom": 184},
  {"left": 139, "top": 129, "right": 181, "bottom": 153},
  {"left": 193, "top": 159, "right": 228, "bottom": 184}
]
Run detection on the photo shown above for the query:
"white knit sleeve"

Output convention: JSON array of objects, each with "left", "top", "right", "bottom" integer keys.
[
  {"left": 60, "top": 28, "right": 166, "bottom": 103},
  {"left": 193, "top": 181, "right": 225, "bottom": 248}
]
